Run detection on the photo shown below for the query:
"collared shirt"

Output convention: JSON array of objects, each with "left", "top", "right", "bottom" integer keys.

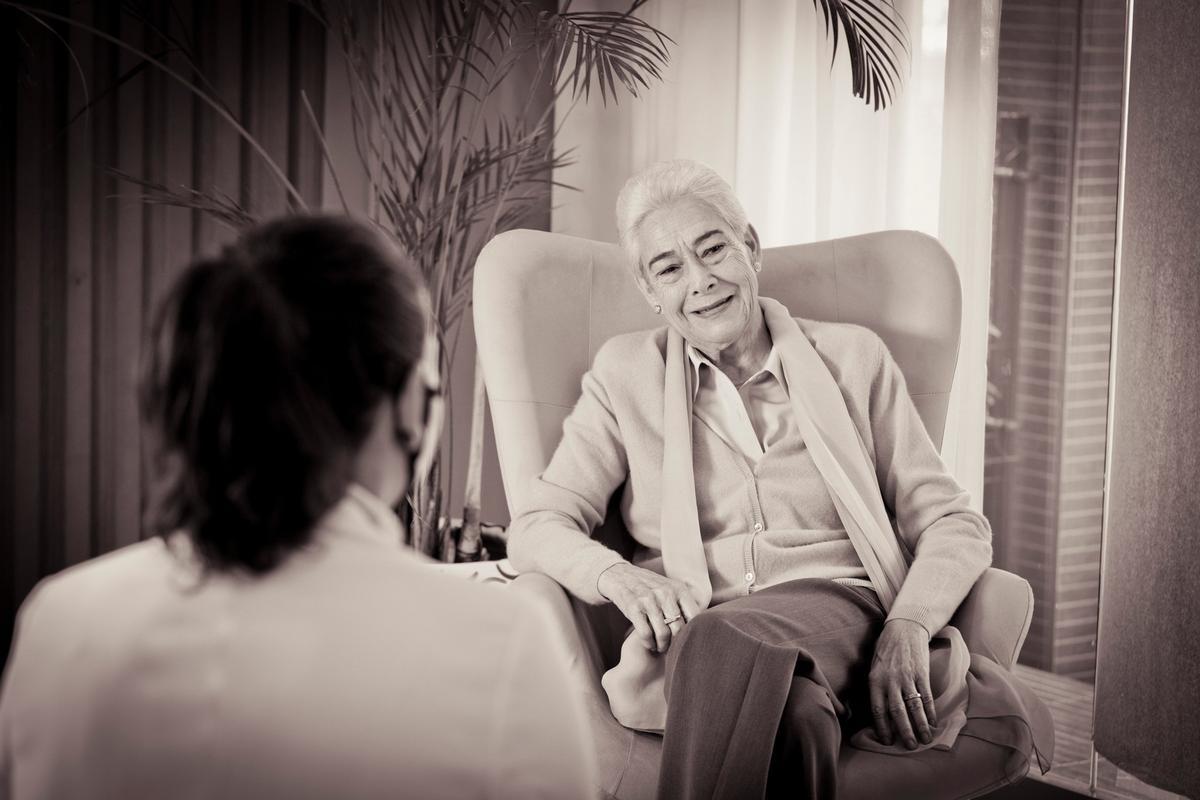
[{"left": 687, "top": 343, "right": 797, "bottom": 466}]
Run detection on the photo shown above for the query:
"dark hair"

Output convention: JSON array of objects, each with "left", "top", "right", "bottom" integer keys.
[{"left": 139, "top": 215, "right": 427, "bottom": 573}]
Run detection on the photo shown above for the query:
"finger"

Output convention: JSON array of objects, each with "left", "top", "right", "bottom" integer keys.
[
  {"left": 656, "top": 590, "right": 684, "bottom": 628},
  {"left": 627, "top": 611, "right": 656, "bottom": 652},
  {"left": 869, "top": 677, "right": 892, "bottom": 746},
  {"left": 917, "top": 673, "right": 938, "bottom": 728},
  {"left": 887, "top": 684, "right": 919, "bottom": 750},
  {"left": 642, "top": 601, "right": 672, "bottom": 653},
  {"left": 903, "top": 683, "right": 933, "bottom": 745},
  {"left": 676, "top": 588, "right": 703, "bottom": 622}
]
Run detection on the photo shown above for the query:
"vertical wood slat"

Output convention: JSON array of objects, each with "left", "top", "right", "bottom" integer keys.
[
  {"left": 1, "top": 9, "right": 20, "bottom": 651},
  {"left": 12, "top": 5, "right": 51, "bottom": 613},
  {"left": 193, "top": 0, "right": 244, "bottom": 255},
  {"left": 242, "top": 1, "right": 291, "bottom": 216},
  {"left": 63, "top": 5, "right": 96, "bottom": 567},
  {"left": 159, "top": 0, "right": 195, "bottom": 301},
  {"left": 91, "top": 0, "right": 119, "bottom": 557},
  {"left": 110, "top": 6, "right": 146, "bottom": 549},
  {"left": 288, "top": 5, "right": 325, "bottom": 208},
  {"left": 39, "top": 9, "right": 69, "bottom": 576}
]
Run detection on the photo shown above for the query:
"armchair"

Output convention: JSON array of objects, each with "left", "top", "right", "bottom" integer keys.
[{"left": 474, "top": 229, "right": 1038, "bottom": 799}]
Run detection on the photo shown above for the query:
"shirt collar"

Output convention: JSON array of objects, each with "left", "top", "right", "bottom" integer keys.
[
  {"left": 317, "top": 482, "right": 408, "bottom": 548},
  {"left": 686, "top": 343, "right": 786, "bottom": 400}
]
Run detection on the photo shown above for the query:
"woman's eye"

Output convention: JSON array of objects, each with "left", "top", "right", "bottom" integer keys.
[
  {"left": 657, "top": 265, "right": 680, "bottom": 278},
  {"left": 703, "top": 243, "right": 726, "bottom": 257}
]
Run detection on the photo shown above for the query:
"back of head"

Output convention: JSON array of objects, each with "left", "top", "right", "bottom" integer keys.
[
  {"left": 615, "top": 159, "right": 750, "bottom": 270},
  {"left": 140, "top": 215, "right": 426, "bottom": 574}
]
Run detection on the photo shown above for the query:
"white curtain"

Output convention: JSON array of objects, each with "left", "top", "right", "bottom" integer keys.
[{"left": 552, "top": 0, "right": 999, "bottom": 504}]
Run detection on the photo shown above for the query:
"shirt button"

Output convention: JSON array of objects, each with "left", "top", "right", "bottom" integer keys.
[
  {"left": 745, "top": 571, "right": 755, "bottom": 583},
  {"left": 753, "top": 522, "right": 763, "bottom": 532}
]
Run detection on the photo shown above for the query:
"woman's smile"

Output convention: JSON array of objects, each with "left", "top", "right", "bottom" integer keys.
[{"left": 691, "top": 294, "right": 734, "bottom": 317}]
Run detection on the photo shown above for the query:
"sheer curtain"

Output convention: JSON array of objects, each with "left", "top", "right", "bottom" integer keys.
[{"left": 552, "top": 0, "right": 999, "bottom": 502}]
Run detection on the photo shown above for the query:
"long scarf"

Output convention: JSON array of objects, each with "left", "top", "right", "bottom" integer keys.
[{"left": 601, "top": 298, "right": 969, "bottom": 750}]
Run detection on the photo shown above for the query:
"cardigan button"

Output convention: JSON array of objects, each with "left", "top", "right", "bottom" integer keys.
[
  {"left": 753, "top": 522, "right": 763, "bottom": 532},
  {"left": 744, "top": 571, "right": 755, "bottom": 583}
]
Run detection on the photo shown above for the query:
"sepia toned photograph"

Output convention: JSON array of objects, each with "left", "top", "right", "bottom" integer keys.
[{"left": 1, "top": 1, "right": 1196, "bottom": 798}]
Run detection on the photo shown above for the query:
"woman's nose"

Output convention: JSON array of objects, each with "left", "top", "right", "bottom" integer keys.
[{"left": 686, "top": 258, "right": 717, "bottom": 293}]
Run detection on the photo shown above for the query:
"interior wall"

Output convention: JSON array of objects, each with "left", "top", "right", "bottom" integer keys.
[
  {"left": 0, "top": 0, "right": 326, "bottom": 663},
  {"left": 2, "top": 2, "right": 552, "bottom": 667},
  {"left": 1094, "top": 1, "right": 1200, "bottom": 797}
]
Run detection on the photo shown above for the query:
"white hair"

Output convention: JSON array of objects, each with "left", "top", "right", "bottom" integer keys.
[{"left": 615, "top": 159, "right": 751, "bottom": 274}]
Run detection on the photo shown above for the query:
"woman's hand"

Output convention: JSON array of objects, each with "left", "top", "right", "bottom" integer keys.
[
  {"left": 596, "top": 563, "right": 702, "bottom": 654},
  {"left": 868, "top": 619, "right": 938, "bottom": 749}
]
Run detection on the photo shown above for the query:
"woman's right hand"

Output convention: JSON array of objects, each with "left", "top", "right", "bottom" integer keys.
[{"left": 596, "top": 563, "right": 703, "bottom": 654}]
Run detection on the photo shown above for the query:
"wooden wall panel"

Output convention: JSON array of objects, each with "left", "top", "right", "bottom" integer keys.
[
  {"left": 193, "top": 0, "right": 244, "bottom": 255},
  {"left": 242, "top": 1, "right": 291, "bottom": 215},
  {"left": 0, "top": 6, "right": 15, "bottom": 658},
  {"left": 1, "top": 0, "right": 325, "bottom": 666},
  {"left": 63, "top": 7, "right": 96, "bottom": 568},
  {"left": 112, "top": 7, "right": 147, "bottom": 551}
]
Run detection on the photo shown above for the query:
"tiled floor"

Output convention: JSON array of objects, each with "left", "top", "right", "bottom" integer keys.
[{"left": 1014, "top": 665, "right": 1187, "bottom": 800}]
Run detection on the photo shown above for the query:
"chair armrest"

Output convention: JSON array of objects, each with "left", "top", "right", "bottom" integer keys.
[
  {"left": 948, "top": 567, "right": 1034, "bottom": 670},
  {"left": 511, "top": 573, "right": 609, "bottom": 689}
]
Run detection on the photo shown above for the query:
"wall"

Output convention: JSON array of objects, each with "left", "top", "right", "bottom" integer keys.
[
  {"left": 1094, "top": 0, "right": 1200, "bottom": 796},
  {"left": 1, "top": 2, "right": 551, "bottom": 666},
  {"left": 0, "top": 0, "right": 326, "bottom": 661}
]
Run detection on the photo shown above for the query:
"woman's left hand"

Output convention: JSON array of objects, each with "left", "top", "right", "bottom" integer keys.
[{"left": 868, "top": 618, "right": 938, "bottom": 749}]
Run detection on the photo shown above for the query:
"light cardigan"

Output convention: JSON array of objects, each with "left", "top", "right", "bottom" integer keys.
[{"left": 507, "top": 311, "right": 992, "bottom": 638}]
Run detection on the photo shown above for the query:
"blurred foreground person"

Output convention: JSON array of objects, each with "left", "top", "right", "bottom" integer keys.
[{"left": 0, "top": 216, "right": 596, "bottom": 800}]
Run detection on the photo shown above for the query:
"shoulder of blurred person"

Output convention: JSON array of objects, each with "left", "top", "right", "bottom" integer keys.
[{"left": 0, "top": 490, "right": 596, "bottom": 800}]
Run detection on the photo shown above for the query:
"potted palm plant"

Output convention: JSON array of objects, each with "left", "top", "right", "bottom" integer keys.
[{"left": 315, "top": 0, "right": 680, "bottom": 561}]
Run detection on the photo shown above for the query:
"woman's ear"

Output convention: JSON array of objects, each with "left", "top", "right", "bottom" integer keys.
[
  {"left": 632, "top": 264, "right": 659, "bottom": 310},
  {"left": 393, "top": 329, "right": 441, "bottom": 451},
  {"left": 744, "top": 223, "right": 762, "bottom": 264},
  {"left": 392, "top": 368, "right": 424, "bottom": 451}
]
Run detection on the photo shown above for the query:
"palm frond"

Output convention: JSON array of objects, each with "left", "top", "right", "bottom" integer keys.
[
  {"left": 541, "top": 7, "right": 673, "bottom": 104},
  {"left": 108, "top": 169, "right": 256, "bottom": 231},
  {"left": 812, "top": 0, "right": 909, "bottom": 110}
]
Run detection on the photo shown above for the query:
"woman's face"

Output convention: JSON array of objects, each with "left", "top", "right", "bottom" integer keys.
[{"left": 633, "top": 197, "right": 760, "bottom": 354}]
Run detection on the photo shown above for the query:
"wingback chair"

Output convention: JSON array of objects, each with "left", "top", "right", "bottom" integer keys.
[{"left": 473, "top": 229, "right": 1037, "bottom": 800}]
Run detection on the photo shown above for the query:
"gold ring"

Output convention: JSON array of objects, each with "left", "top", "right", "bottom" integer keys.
[
  {"left": 903, "top": 693, "right": 923, "bottom": 702},
  {"left": 663, "top": 614, "right": 682, "bottom": 625}
]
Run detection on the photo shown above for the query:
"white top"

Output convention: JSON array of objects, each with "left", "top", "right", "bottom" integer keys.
[
  {"left": 0, "top": 485, "right": 596, "bottom": 800},
  {"left": 687, "top": 343, "right": 794, "bottom": 465}
]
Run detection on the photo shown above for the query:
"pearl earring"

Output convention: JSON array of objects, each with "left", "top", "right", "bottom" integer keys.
[
  {"left": 653, "top": 304, "right": 662, "bottom": 314},
  {"left": 753, "top": 262, "right": 762, "bottom": 273}
]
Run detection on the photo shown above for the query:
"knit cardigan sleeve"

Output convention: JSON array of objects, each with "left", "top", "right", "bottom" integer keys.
[
  {"left": 868, "top": 335, "right": 994, "bottom": 636},
  {"left": 505, "top": 341, "right": 632, "bottom": 604}
]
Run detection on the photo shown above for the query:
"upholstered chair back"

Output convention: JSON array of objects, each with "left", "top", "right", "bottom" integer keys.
[{"left": 473, "top": 229, "right": 961, "bottom": 518}]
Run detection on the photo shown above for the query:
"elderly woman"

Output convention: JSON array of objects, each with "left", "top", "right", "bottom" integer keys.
[{"left": 507, "top": 160, "right": 1050, "bottom": 799}]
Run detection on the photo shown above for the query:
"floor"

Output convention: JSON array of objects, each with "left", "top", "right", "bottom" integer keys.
[{"left": 1013, "top": 665, "right": 1186, "bottom": 800}]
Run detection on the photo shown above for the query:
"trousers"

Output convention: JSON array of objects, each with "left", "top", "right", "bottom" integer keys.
[{"left": 657, "top": 578, "right": 885, "bottom": 800}]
